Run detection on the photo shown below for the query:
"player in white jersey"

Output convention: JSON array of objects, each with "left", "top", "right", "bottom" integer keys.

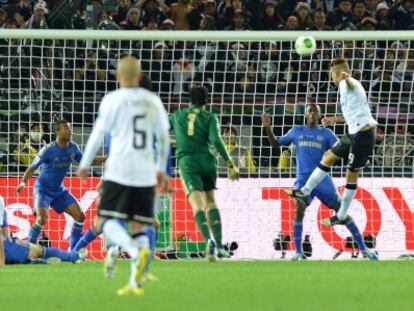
[
  {"left": 0, "top": 195, "right": 5, "bottom": 266},
  {"left": 287, "top": 57, "right": 378, "bottom": 226},
  {"left": 77, "top": 56, "right": 170, "bottom": 296}
]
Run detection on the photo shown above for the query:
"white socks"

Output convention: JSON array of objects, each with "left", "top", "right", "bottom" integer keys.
[
  {"left": 301, "top": 165, "right": 330, "bottom": 196},
  {"left": 337, "top": 186, "right": 357, "bottom": 221},
  {"left": 102, "top": 219, "right": 138, "bottom": 259}
]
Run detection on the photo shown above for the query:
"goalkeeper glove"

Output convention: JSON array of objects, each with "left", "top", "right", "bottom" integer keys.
[{"left": 227, "top": 160, "right": 239, "bottom": 181}]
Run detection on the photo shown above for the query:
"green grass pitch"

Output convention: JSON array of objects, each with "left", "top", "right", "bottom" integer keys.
[{"left": 1, "top": 260, "right": 413, "bottom": 311}]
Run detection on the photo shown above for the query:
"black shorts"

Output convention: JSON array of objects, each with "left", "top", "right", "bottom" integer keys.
[
  {"left": 98, "top": 181, "right": 155, "bottom": 224},
  {"left": 330, "top": 128, "right": 375, "bottom": 171}
]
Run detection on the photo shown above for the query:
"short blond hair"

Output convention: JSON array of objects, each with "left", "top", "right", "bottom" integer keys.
[{"left": 330, "top": 57, "right": 350, "bottom": 73}]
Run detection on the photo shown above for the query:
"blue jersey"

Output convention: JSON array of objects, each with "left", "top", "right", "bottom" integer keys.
[
  {"left": 278, "top": 126, "right": 337, "bottom": 178},
  {"left": 104, "top": 133, "right": 111, "bottom": 156},
  {"left": 31, "top": 142, "right": 82, "bottom": 191}
]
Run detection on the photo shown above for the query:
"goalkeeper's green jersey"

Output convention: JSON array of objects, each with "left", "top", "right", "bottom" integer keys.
[{"left": 170, "top": 106, "right": 231, "bottom": 163}]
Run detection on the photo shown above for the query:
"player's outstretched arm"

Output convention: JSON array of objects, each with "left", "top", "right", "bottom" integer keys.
[
  {"left": 15, "top": 166, "right": 36, "bottom": 195},
  {"left": 321, "top": 115, "right": 345, "bottom": 127},
  {"left": 262, "top": 113, "right": 279, "bottom": 149},
  {"left": 208, "top": 115, "right": 239, "bottom": 180}
]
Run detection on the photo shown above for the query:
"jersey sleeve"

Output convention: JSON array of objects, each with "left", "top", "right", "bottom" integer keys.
[
  {"left": 153, "top": 96, "right": 170, "bottom": 173},
  {"left": 325, "top": 128, "right": 338, "bottom": 148},
  {"left": 208, "top": 114, "right": 231, "bottom": 163},
  {"left": 30, "top": 145, "right": 48, "bottom": 170},
  {"left": 73, "top": 144, "right": 83, "bottom": 164},
  {"left": 79, "top": 94, "right": 114, "bottom": 169},
  {"left": 278, "top": 127, "right": 297, "bottom": 146}
]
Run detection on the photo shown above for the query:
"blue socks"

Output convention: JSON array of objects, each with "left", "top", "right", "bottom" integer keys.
[
  {"left": 144, "top": 226, "right": 157, "bottom": 273},
  {"left": 43, "top": 247, "right": 79, "bottom": 262},
  {"left": 345, "top": 217, "right": 366, "bottom": 251},
  {"left": 70, "top": 221, "right": 84, "bottom": 251},
  {"left": 73, "top": 228, "right": 98, "bottom": 252},
  {"left": 293, "top": 221, "right": 303, "bottom": 254},
  {"left": 28, "top": 222, "right": 43, "bottom": 244}
]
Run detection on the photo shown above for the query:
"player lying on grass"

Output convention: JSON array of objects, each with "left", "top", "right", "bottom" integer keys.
[
  {"left": 15, "top": 120, "right": 106, "bottom": 250},
  {"left": 263, "top": 104, "right": 377, "bottom": 260},
  {"left": 286, "top": 58, "right": 377, "bottom": 226},
  {"left": 0, "top": 195, "right": 85, "bottom": 264},
  {"left": 170, "top": 86, "right": 239, "bottom": 261}
]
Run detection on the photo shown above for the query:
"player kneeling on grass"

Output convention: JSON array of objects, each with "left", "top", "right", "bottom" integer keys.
[
  {"left": 0, "top": 195, "right": 85, "bottom": 264},
  {"left": 262, "top": 104, "right": 377, "bottom": 260},
  {"left": 170, "top": 86, "right": 239, "bottom": 261}
]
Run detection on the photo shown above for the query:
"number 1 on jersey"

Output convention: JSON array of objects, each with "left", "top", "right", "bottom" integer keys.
[{"left": 187, "top": 113, "right": 196, "bottom": 136}]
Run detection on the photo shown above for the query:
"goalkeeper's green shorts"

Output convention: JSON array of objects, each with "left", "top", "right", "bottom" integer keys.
[{"left": 178, "top": 155, "right": 217, "bottom": 196}]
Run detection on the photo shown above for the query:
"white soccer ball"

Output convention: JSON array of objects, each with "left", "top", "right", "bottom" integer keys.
[{"left": 294, "top": 36, "right": 317, "bottom": 56}]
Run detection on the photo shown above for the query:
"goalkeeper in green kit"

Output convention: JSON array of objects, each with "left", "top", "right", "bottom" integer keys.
[{"left": 170, "top": 86, "right": 239, "bottom": 261}]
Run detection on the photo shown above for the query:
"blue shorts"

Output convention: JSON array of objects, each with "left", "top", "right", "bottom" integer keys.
[
  {"left": 295, "top": 176, "right": 340, "bottom": 208},
  {"left": 4, "top": 238, "right": 30, "bottom": 264},
  {"left": 33, "top": 187, "right": 77, "bottom": 214}
]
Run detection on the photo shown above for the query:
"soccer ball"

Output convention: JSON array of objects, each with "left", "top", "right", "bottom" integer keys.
[{"left": 294, "top": 36, "right": 316, "bottom": 56}]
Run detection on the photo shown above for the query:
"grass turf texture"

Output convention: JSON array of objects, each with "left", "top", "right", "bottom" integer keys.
[{"left": 1, "top": 260, "right": 412, "bottom": 311}]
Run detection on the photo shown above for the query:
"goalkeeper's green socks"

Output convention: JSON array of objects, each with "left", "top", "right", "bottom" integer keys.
[
  {"left": 208, "top": 207, "right": 223, "bottom": 248},
  {"left": 194, "top": 210, "right": 211, "bottom": 241}
]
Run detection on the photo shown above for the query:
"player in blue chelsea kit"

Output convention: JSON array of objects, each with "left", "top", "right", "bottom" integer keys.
[
  {"left": 262, "top": 104, "right": 377, "bottom": 260},
  {"left": 15, "top": 120, "right": 106, "bottom": 251},
  {"left": 0, "top": 195, "right": 85, "bottom": 264}
]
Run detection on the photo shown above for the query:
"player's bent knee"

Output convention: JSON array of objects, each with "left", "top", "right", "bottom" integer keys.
[
  {"left": 37, "top": 215, "right": 48, "bottom": 226},
  {"left": 76, "top": 212, "right": 86, "bottom": 223}
]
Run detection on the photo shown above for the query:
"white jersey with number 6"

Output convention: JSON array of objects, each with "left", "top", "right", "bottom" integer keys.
[
  {"left": 339, "top": 77, "right": 377, "bottom": 135},
  {"left": 80, "top": 88, "right": 170, "bottom": 187}
]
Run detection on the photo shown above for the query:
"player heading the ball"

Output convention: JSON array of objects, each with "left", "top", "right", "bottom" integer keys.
[{"left": 286, "top": 57, "right": 377, "bottom": 227}]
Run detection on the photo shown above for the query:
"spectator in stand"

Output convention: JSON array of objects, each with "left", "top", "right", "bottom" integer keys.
[
  {"left": 27, "top": 1, "right": 48, "bottom": 29},
  {"left": 359, "top": 16, "right": 376, "bottom": 30},
  {"left": 310, "top": 10, "right": 331, "bottom": 30},
  {"left": 136, "top": 0, "right": 168, "bottom": 27},
  {"left": 97, "top": 11, "right": 109, "bottom": 24},
  {"left": 245, "top": 0, "right": 264, "bottom": 30},
  {"left": 277, "top": 0, "right": 300, "bottom": 21},
  {"left": 200, "top": 14, "right": 216, "bottom": 30},
  {"left": 187, "top": 0, "right": 204, "bottom": 30},
  {"left": 353, "top": 0, "right": 369, "bottom": 24},
  {"left": 279, "top": 15, "right": 298, "bottom": 30},
  {"left": 308, "top": 0, "right": 326, "bottom": 14},
  {"left": 0, "top": 8, "right": 7, "bottom": 28},
  {"left": 143, "top": 18, "right": 159, "bottom": 29},
  {"left": 14, "top": 122, "right": 46, "bottom": 171},
  {"left": 375, "top": 2, "right": 392, "bottom": 30},
  {"left": 74, "top": 51, "right": 106, "bottom": 98},
  {"left": 226, "top": 9, "right": 252, "bottom": 30},
  {"left": 204, "top": 0, "right": 219, "bottom": 24},
  {"left": 220, "top": 0, "right": 247, "bottom": 29},
  {"left": 327, "top": 0, "right": 356, "bottom": 30},
  {"left": 161, "top": 18, "right": 175, "bottom": 30},
  {"left": 170, "top": 0, "right": 193, "bottom": 30},
  {"left": 141, "top": 41, "right": 172, "bottom": 94},
  {"left": 172, "top": 56, "right": 194, "bottom": 93},
  {"left": 120, "top": 7, "right": 142, "bottom": 30},
  {"left": 374, "top": 121, "right": 414, "bottom": 168},
  {"left": 219, "top": 125, "right": 256, "bottom": 174},
  {"left": 262, "top": 1, "right": 283, "bottom": 30},
  {"left": 19, "top": 0, "right": 32, "bottom": 21},
  {"left": 364, "top": 0, "right": 379, "bottom": 16},
  {"left": 112, "top": 0, "right": 132, "bottom": 25},
  {"left": 295, "top": 2, "right": 313, "bottom": 30},
  {"left": 389, "top": 0, "right": 413, "bottom": 30}
]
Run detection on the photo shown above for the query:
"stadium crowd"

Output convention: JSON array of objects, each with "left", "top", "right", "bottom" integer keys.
[
  {"left": 0, "top": 0, "right": 413, "bottom": 174},
  {"left": 1, "top": 0, "right": 414, "bottom": 31}
]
